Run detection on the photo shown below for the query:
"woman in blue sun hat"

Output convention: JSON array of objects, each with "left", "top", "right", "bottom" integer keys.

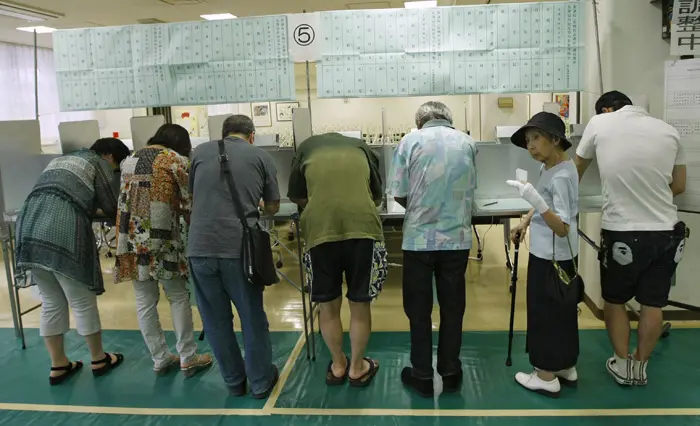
[{"left": 506, "top": 112, "right": 583, "bottom": 398}]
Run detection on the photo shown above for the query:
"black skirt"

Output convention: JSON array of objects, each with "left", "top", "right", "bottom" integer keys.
[{"left": 525, "top": 253, "right": 581, "bottom": 372}]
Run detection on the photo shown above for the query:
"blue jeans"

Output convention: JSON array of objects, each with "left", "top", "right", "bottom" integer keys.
[{"left": 189, "top": 257, "right": 275, "bottom": 394}]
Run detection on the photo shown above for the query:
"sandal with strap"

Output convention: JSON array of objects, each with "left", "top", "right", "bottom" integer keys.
[
  {"left": 92, "top": 352, "right": 124, "bottom": 377},
  {"left": 325, "top": 355, "right": 350, "bottom": 385},
  {"left": 349, "top": 357, "right": 380, "bottom": 388},
  {"left": 49, "top": 361, "right": 83, "bottom": 386}
]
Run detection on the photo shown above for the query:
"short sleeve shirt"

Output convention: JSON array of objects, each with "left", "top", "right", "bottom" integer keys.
[
  {"left": 287, "top": 133, "right": 383, "bottom": 250},
  {"left": 187, "top": 137, "right": 279, "bottom": 258},
  {"left": 386, "top": 119, "right": 478, "bottom": 251},
  {"left": 529, "top": 160, "right": 579, "bottom": 261},
  {"left": 576, "top": 106, "right": 684, "bottom": 231}
]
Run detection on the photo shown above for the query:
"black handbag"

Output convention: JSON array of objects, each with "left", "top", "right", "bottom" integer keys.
[
  {"left": 217, "top": 139, "right": 279, "bottom": 287},
  {"left": 549, "top": 231, "right": 585, "bottom": 305}
]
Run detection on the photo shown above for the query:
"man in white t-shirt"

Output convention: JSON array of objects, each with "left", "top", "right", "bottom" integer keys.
[{"left": 574, "top": 91, "right": 688, "bottom": 388}]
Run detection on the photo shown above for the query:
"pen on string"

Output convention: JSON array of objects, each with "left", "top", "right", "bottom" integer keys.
[{"left": 483, "top": 201, "right": 498, "bottom": 207}]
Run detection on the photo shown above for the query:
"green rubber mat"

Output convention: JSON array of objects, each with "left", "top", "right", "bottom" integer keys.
[
  {"left": 277, "top": 329, "right": 700, "bottom": 410},
  {"left": 0, "top": 328, "right": 299, "bottom": 409},
  {"left": 1, "top": 413, "right": 700, "bottom": 426}
]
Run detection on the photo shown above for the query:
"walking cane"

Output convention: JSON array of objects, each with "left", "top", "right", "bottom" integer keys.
[{"left": 506, "top": 233, "right": 521, "bottom": 367}]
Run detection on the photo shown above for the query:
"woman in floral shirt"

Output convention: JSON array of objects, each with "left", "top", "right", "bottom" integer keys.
[{"left": 115, "top": 124, "right": 212, "bottom": 377}]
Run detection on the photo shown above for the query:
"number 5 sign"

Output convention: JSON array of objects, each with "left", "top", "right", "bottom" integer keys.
[{"left": 287, "top": 13, "right": 322, "bottom": 62}]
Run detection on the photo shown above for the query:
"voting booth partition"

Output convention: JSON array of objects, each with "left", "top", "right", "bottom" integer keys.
[{"left": 2, "top": 0, "right": 700, "bottom": 358}]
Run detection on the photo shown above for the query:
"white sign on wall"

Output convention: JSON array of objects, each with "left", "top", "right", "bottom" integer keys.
[
  {"left": 287, "top": 13, "right": 322, "bottom": 62},
  {"left": 671, "top": 0, "right": 700, "bottom": 56}
]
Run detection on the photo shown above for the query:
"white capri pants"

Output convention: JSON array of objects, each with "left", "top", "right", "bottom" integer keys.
[{"left": 32, "top": 268, "right": 102, "bottom": 337}]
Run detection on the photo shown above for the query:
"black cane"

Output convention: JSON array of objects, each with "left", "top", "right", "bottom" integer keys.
[{"left": 506, "top": 235, "right": 521, "bottom": 367}]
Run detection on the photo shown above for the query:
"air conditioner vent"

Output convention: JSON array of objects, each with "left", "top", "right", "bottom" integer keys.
[
  {"left": 158, "top": 0, "right": 205, "bottom": 5},
  {"left": 138, "top": 18, "right": 167, "bottom": 24}
]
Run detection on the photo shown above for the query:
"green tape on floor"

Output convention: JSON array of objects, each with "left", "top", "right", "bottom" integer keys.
[
  {"left": 1, "top": 412, "right": 700, "bottom": 426},
  {"left": 276, "top": 329, "right": 700, "bottom": 411},
  {"left": 0, "top": 328, "right": 299, "bottom": 409}
]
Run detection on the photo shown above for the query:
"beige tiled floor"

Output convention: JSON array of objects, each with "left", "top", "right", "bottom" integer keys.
[{"left": 0, "top": 224, "right": 613, "bottom": 333}]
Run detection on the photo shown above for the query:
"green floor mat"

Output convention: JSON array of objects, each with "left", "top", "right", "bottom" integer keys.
[
  {"left": 1, "top": 412, "right": 700, "bottom": 426},
  {"left": 0, "top": 328, "right": 299, "bottom": 409},
  {"left": 276, "top": 329, "right": 700, "bottom": 410}
]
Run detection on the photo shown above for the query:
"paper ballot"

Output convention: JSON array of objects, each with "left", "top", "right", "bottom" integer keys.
[{"left": 516, "top": 168, "right": 528, "bottom": 183}]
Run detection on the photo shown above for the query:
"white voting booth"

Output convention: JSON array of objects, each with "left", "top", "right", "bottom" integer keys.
[{"left": 10, "top": 0, "right": 688, "bottom": 350}]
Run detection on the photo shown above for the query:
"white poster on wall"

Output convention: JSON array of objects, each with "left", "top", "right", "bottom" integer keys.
[
  {"left": 287, "top": 13, "right": 322, "bottom": 62},
  {"left": 664, "top": 58, "right": 700, "bottom": 213},
  {"left": 671, "top": 0, "right": 700, "bottom": 56}
]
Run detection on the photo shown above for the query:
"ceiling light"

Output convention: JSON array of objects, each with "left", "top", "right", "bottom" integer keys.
[
  {"left": 200, "top": 13, "right": 237, "bottom": 20},
  {"left": 404, "top": 1, "right": 437, "bottom": 8},
  {"left": 0, "top": 1, "right": 62, "bottom": 22},
  {"left": 17, "top": 25, "right": 56, "bottom": 33}
]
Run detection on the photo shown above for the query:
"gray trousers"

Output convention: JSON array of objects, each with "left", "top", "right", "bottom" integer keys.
[
  {"left": 133, "top": 278, "right": 197, "bottom": 368},
  {"left": 32, "top": 268, "right": 102, "bottom": 337}
]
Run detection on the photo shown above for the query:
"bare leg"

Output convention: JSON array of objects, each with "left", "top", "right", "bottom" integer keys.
[
  {"left": 44, "top": 334, "right": 71, "bottom": 377},
  {"left": 348, "top": 300, "right": 372, "bottom": 379},
  {"left": 319, "top": 296, "right": 347, "bottom": 377},
  {"left": 604, "top": 302, "right": 630, "bottom": 358},
  {"left": 536, "top": 370, "right": 556, "bottom": 381},
  {"left": 635, "top": 305, "right": 663, "bottom": 361},
  {"left": 84, "top": 331, "right": 117, "bottom": 369}
]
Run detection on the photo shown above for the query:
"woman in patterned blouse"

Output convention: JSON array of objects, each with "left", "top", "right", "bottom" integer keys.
[{"left": 115, "top": 124, "right": 212, "bottom": 377}]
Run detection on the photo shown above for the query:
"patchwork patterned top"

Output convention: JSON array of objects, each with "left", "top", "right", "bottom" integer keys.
[
  {"left": 387, "top": 119, "right": 478, "bottom": 251},
  {"left": 14, "top": 149, "right": 119, "bottom": 294},
  {"left": 114, "top": 147, "right": 191, "bottom": 283}
]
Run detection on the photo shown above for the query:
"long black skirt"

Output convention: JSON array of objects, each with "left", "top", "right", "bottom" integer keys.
[{"left": 525, "top": 253, "right": 581, "bottom": 372}]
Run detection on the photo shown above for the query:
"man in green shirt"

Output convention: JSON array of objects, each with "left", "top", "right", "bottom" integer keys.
[{"left": 288, "top": 132, "right": 387, "bottom": 387}]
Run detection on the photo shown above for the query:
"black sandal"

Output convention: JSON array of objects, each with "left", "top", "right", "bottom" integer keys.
[
  {"left": 49, "top": 361, "right": 83, "bottom": 386},
  {"left": 325, "top": 355, "right": 350, "bottom": 385},
  {"left": 349, "top": 357, "right": 379, "bottom": 388},
  {"left": 92, "top": 353, "right": 124, "bottom": 377}
]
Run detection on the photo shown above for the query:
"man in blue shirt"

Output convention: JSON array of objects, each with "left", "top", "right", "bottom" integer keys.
[{"left": 387, "top": 101, "right": 478, "bottom": 397}]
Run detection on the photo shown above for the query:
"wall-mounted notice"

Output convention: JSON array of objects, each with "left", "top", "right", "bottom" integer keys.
[
  {"left": 671, "top": 0, "right": 700, "bottom": 56},
  {"left": 316, "top": 1, "right": 582, "bottom": 98},
  {"left": 53, "top": 16, "right": 296, "bottom": 111},
  {"left": 665, "top": 58, "right": 700, "bottom": 213}
]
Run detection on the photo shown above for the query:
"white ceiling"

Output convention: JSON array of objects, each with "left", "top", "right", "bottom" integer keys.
[{"left": 0, "top": 0, "right": 561, "bottom": 48}]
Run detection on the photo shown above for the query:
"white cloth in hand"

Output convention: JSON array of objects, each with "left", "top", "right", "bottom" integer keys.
[{"left": 506, "top": 180, "right": 549, "bottom": 214}]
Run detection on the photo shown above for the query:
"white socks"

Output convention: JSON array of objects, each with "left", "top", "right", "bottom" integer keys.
[{"left": 607, "top": 354, "right": 648, "bottom": 386}]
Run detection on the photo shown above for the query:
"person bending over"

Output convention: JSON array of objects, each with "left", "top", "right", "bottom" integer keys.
[
  {"left": 507, "top": 112, "right": 582, "bottom": 398},
  {"left": 188, "top": 115, "right": 280, "bottom": 398},
  {"left": 14, "top": 138, "right": 130, "bottom": 385},
  {"left": 115, "top": 123, "right": 212, "bottom": 378},
  {"left": 288, "top": 131, "right": 387, "bottom": 387},
  {"left": 387, "top": 101, "right": 477, "bottom": 397},
  {"left": 574, "top": 91, "right": 687, "bottom": 386}
]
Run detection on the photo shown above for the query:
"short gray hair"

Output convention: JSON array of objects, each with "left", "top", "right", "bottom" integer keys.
[{"left": 415, "top": 101, "right": 453, "bottom": 128}]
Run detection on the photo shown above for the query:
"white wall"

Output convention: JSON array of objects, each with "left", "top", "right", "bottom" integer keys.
[{"left": 578, "top": 0, "right": 700, "bottom": 312}]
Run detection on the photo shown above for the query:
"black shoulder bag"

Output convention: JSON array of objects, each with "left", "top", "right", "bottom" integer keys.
[
  {"left": 217, "top": 139, "right": 279, "bottom": 287},
  {"left": 550, "top": 231, "right": 585, "bottom": 305}
]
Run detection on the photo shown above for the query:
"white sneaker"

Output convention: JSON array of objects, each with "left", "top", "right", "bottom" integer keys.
[
  {"left": 555, "top": 367, "right": 578, "bottom": 387},
  {"left": 632, "top": 358, "right": 648, "bottom": 386},
  {"left": 606, "top": 355, "right": 634, "bottom": 386},
  {"left": 515, "top": 371, "right": 561, "bottom": 398}
]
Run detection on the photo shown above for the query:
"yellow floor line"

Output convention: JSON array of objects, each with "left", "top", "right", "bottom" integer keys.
[
  {"left": 0, "top": 404, "right": 268, "bottom": 416},
  {"left": 267, "top": 408, "right": 700, "bottom": 417},
  {"left": 1, "top": 404, "right": 699, "bottom": 417},
  {"left": 263, "top": 331, "right": 308, "bottom": 412}
]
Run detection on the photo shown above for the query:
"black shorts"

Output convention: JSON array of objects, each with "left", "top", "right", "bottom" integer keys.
[
  {"left": 302, "top": 239, "right": 388, "bottom": 303},
  {"left": 599, "top": 222, "right": 687, "bottom": 308}
]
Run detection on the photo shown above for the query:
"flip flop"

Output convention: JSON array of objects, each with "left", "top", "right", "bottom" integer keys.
[
  {"left": 49, "top": 361, "right": 83, "bottom": 386},
  {"left": 326, "top": 355, "right": 350, "bottom": 385},
  {"left": 349, "top": 357, "right": 379, "bottom": 388}
]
